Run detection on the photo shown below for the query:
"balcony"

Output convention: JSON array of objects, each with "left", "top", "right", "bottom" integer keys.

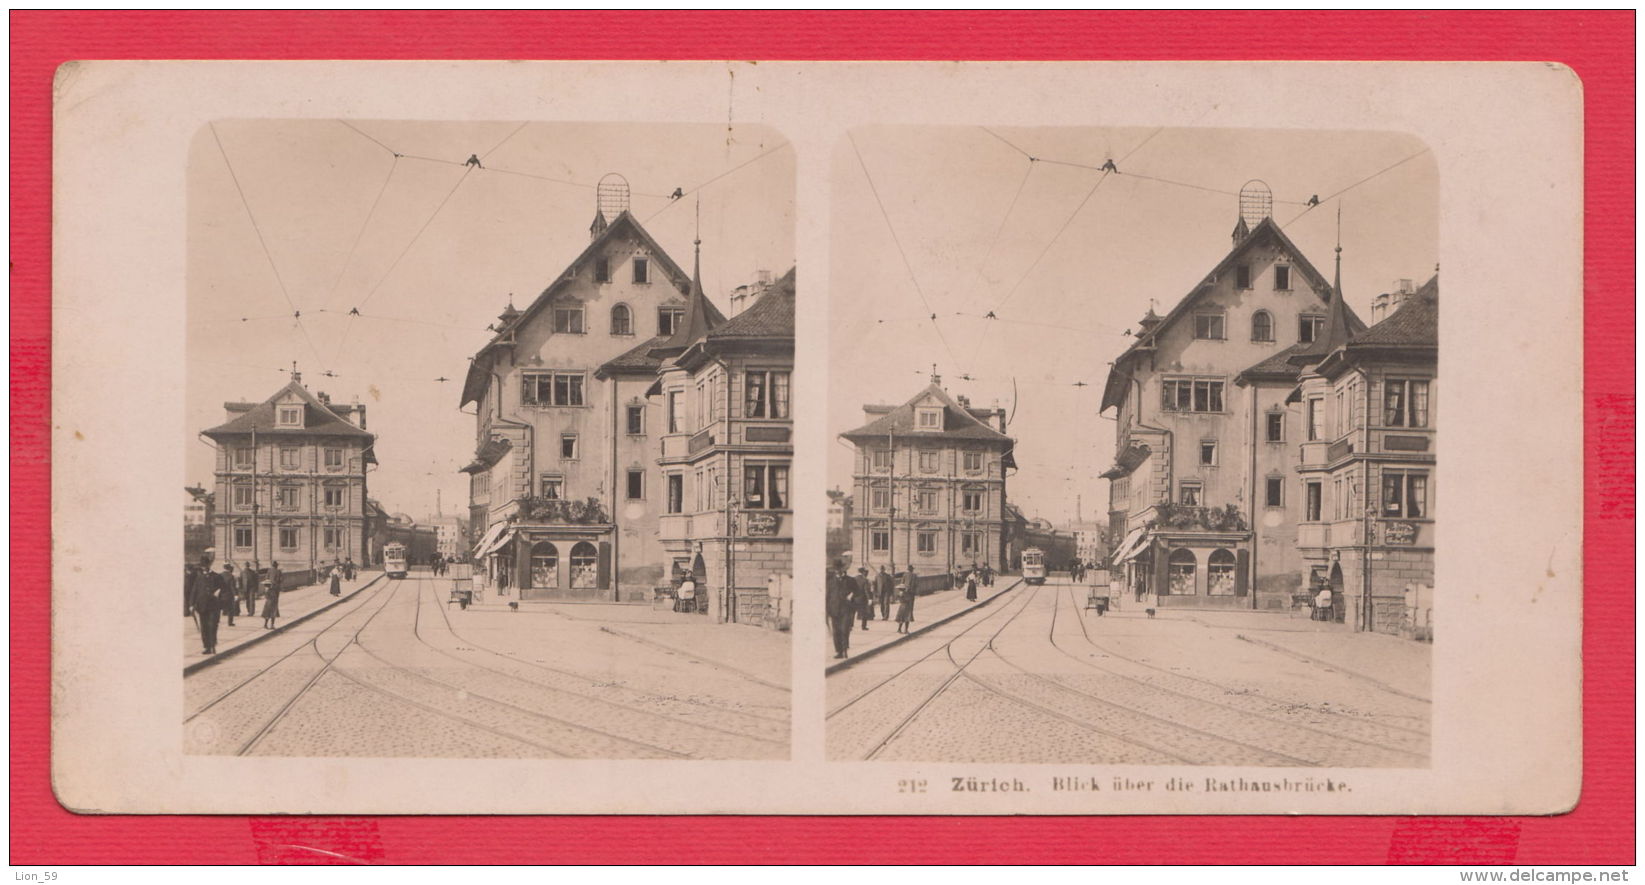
[{"left": 1145, "top": 502, "right": 1249, "bottom": 533}]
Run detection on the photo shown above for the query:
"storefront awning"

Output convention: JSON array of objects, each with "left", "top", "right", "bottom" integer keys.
[
  {"left": 1112, "top": 527, "right": 1150, "bottom": 563},
  {"left": 473, "top": 522, "right": 513, "bottom": 558}
]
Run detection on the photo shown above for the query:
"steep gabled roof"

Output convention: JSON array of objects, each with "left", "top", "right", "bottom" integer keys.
[
  {"left": 461, "top": 210, "right": 694, "bottom": 408},
  {"left": 1100, "top": 216, "right": 1352, "bottom": 412},
  {"left": 707, "top": 266, "right": 796, "bottom": 341},
  {"left": 841, "top": 383, "right": 1012, "bottom": 444},
  {"left": 203, "top": 380, "right": 373, "bottom": 440},
  {"left": 1348, "top": 274, "right": 1437, "bottom": 347}
]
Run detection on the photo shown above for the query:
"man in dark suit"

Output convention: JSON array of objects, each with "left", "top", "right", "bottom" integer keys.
[
  {"left": 825, "top": 559, "right": 854, "bottom": 659},
  {"left": 192, "top": 564, "right": 226, "bottom": 654},
  {"left": 854, "top": 567, "right": 874, "bottom": 630},
  {"left": 874, "top": 565, "right": 894, "bottom": 620},
  {"left": 218, "top": 562, "right": 240, "bottom": 627},
  {"left": 240, "top": 561, "right": 260, "bottom": 621}
]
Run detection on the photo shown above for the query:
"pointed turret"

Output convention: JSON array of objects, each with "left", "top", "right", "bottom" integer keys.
[
  {"left": 648, "top": 236, "right": 726, "bottom": 359},
  {"left": 1289, "top": 239, "right": 1364, "bottom": 365},
  {"left": 1231, "top": 215, "right": 1251, "bottom": 248},
  {"left": 589, "top": 208, "right": 609, "bottom": 241}
]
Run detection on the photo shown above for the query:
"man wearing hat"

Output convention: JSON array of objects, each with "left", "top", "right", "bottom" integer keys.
[
  {"left": 825, "top": 559, "right": 855, "bottom": 659},
  {"left": 854, "top": 567, "right": 874, "bottom": 630},
  {"left": 217, "top": 562, "right": 241, "bottom": 627},
  {"left": 191, "top": 563, "right": 228, "bottom": 655}
]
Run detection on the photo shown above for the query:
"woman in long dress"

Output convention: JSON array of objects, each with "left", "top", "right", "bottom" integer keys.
[
  {"left": 964, "top": 570, "right": 978, "bottom": 601},
  {"left": 895, "top": 581, "right": 916, "bottom": 633},
  {"left": 260, "top": 577, "right": 281, "bottom": 629}
]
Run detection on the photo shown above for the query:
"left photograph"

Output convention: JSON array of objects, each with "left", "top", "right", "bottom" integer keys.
[{"left": 183, "top": 120, "right": 795, "bottom": 759}]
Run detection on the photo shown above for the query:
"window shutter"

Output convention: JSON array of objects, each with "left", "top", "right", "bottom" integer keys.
[
  {"left": 597, "top": 541, "right": 612, "bottom": 592},
  {"left": 1234, "top": 549, "right": 1250, "bottom": 596},
  {"left": 1152, "top": 544, "right": 1169, "bottom": 596}
]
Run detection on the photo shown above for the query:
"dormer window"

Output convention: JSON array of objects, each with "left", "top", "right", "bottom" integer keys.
[
  {"left": 277, "top": 405, "right": 303, "bottom": 427},
  {"left": 916, "top": 406, "right": 942, "bottom": 430}
]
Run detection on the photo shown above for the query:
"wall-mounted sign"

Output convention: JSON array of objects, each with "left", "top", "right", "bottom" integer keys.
[
  {"left": 1381, "top": 521, "right": 1419, "bottom": 545},
  {"left": 745, "top": 426, "right": 790, "bottom": 443},
  {"left": 745, "top": 512, "right": 781, "bottom": 536},
  {"left": 1383, "top": 435, "right": 1430, "bottom": 452}
]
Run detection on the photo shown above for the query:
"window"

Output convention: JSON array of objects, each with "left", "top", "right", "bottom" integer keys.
[
  {"left": 872, "top": 449, "right": 894, "bottom": 470},
  {"left": 1265, "top": 476, "right": 1284, "bottom": 508},
  {"left": 570, "top": 541, "right": 598, "bottom": 590},
  {"left": 963, "top": 451, "right": 983, "bottom": 473},
  {"left": 1200, "top": 440, "right": 1218, "bottom": 466},
  {"left": 280, "top": 447, "right": 302, "bottom": 470},
  {"left": 1274, "top": 265, "right": 1291, "bottom": 290},
  {"left": 916, "top": 532, "right": 937, "bottom": 555},
  {"left": 871, "top": 531, "right": 890, "bottom": 552},
  {"left": 610, "top": 303, "right": 632, "bottom": 335},
  {"left": 626, "top": 404, "right": 645, "bottom": 435},
  {"left": 962, "top": 491, "right": 983, "bottom": 513},
  {"left": 323, "top": 527, "right": 340, "bottom": 551},
  {"left": 324, "top": 486, "right": 345, "bottom": 508},
  {"left": 1178, "top": 481, "right": 1202, "bottom": 507},
  {"left": 1305, "top": 481, "right": 1323, "bottom": 521},
  {"left": 1307, "top": 398, "right": 1325, "bottom": 441},
  {"left": 277, "top": 486, "right": 299, "bottom": 509},
  {"left": 1167, "top": 548, "right": 1197, "bottom": 595},
  {"left": 1208, "top": 549, "right": 1237, "bottom": 596},
  {"left": 278, "top": 527, "right": 299, "bottom": 551},
  {"left": 324, "top": 447, "right": 344, "bottom": 469},
  {"left": 667, "top": 474, "right": 684, "bottom": 513},
  {"left": 1251, "top": 310, "right": 1274, "bottom": 342},
  {"left": 234, "top": 447, "right": 255, "bottom": 469},
  {"left": 961, "top": 532, "right": 982, "bottom": 555},
  {"left": 1161, "top": 377, "right": 1224, "bottom": 413},
  {"left": 233, "top": 527, "right": 253, "bottom": 549},
  {"left": 1266, "top": 411, "right": 1285, "bottom": 443},
  {"left": 1382, "top": 471, "right": 1429, "bottom": 518},
  {"left": 1193, "top": 313, "right": 1225, "bottom": 340},
  {"left": 1384, "top": 379, "right": 1431, "bottom": 428},
  {"left": 539, "top": 474, "right": 563, "bottom": 500},
  {"left": 553, "top": 306, "right": 584, "bottom": 334},
  {"left": 560, "top": 433, "right": 578, "bottom": 460},
  {"left": 233, "top": 484, "right": 254, "bottom": 508},
  {"left": 744, "top": 371, "right": 791, "bottom": 419},
  {"left": 916, "top": 407, "right": 942, "bottom": 430},
  {"left": 658, "top": 307, "right": 684, "bottom": 335},
  {"left": 871, "top": 488, "right": 891, "bottom": 511},
  {"left": 918, "top": 451, "right": 939, "bottom": 473},
  {"left": 277, "top": 405, "right": 303, "bottom": 427},
  {"left": 1299, "top": 314, "right": 1325, "bottom": 344},
  {"left": 626, "top": 469, "right": 645, "bottom": 500},
  {"left": 743, "top": 463, "right": 789, "bottom": 509},
  {"left": 594, "top": 257, "right": 611, "bottom": 283},
  {"left": 522, "top": 372, "right": 585, "bottom": 406},
  {"left": 531, "top": 542, "right": 559, "bottom": 588},
  {"left": 1235, "top": 265, "right": 1251, "bottom": 289},
  {"left": 633, "top": 258, "right": 650, "bottom": 284},
  {"left": 667, "top": 391, "right": 682, "bottom": 432},
  {"left": 1333, "top": 477, "right": 1345, "bottom": 520},
  {"left": 1334, "top": 389, "right": 1346, "bottom": 438},
  {"left": 916, "top": 489, "right": 938, "bottom": 513}
]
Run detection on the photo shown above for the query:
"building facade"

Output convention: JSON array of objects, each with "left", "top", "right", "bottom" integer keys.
[
  {"left": 460, "top": 199, "right": 693, "bottom": 602},
  {"left": 844, "top": 381, "right": 1015, "bottom": 576},
  {"left": 1100, "top": 214, "right": 1352, "bottom": 610},
  {"left": 653, "top": 266, "right": 796, "bottom": 625},
  {"left": 202, "top": 374, "right": 375, "bottom": 577}
]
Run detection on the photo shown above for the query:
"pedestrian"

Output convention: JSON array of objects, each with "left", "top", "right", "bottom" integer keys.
[
  {"left": 825, "top": 559, "right": 854, "bottom": 659},
  {"left": 965, "top": 568, "right": 978, "bottom": 602},
  {"left": 1314, "top": 584, "right": 1333, "bottom": 622},
  {"left": 261, "top": 574, "right": 281, "bottom": 629},
  {"left": 874, "top": 565, "right": 894, "bottom": 620},
  {"left": 240, "top": 561, "right": 260, "bottom": 620},
  {"left": 676, "top": 573, "right": 697, "bottom": 614},
  {"left": 854, "top": 567, "right": 874, "bottom": 630},
  {"left": 192, "top": 566, "right": 223, "bottom": 654},
  {"left": 218, "top": 562, "right": 239, "bottom": 627},
  {"left": 344, "top": 556, "right": 356, "bottom": 581},
  {"left": 329, "top": 565, "right": 342, "bottom": 597},
  {"left": 896, "top": 565, "right": 918, "bottom": 633}
]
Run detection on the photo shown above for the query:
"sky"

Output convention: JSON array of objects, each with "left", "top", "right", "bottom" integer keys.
[
  {"left": 827, "top": 125, "right": 1438, "bottom": 526},
  {"left": 187, "top": 120, "right": 795, "bottom": 520}
]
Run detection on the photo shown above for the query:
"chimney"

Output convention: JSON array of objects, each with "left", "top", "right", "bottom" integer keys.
[
  {"left": 317, "top": 391, "right": 330, "bottom": 405},
  {"left": 1398, "top": 278, "right": 1415, "bottom": 295},
  {"left": 956, "top": 394, "right": 971, "bottom": 409}
]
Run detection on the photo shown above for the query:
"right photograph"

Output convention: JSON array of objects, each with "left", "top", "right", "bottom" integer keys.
[{"left": 825, "top": 125, "right": 1438, "bottom": 765}]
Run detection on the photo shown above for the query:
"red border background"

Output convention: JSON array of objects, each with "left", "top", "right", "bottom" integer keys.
[{"left": 10, "top": 11, "right": 1634, "bottom": 865}]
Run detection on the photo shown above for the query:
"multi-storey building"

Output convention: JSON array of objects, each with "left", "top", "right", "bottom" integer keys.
[
  {"left": 843, "top": 380, "right": 1015, "bottom": 576},
  {"left": 653, "top": 266, "right": 796, "bottom": 624},
  {"left": 1100, "top": 213, "right": 1356, "bottom": 609},
  {"left": 1291, "top": 275, "right": 1437, "bottom": 634},
  {"left": 460, "top": 193, "right": 695, "bottom": 602},
  {"left": 202, "top": 373, "right": 375, "bottom": 578}
]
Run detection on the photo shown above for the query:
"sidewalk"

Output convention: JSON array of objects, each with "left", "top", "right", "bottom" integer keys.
[
  {"left": 825, "top": 578, "right": 1022, "bottom": 671},
  {"left": 183, "top": 568, "right": 384, "bottom": 670}
]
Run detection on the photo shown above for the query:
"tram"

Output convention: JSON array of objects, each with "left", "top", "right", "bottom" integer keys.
[
  {"left": 383, "top": 542, "right": 408, "bottom": 579},
  {"left": 1021, "top": 547, "right": 1047, "bottom": 585}
]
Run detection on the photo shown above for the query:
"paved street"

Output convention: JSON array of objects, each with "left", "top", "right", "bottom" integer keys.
[
  {"left": 826, "top": 577, "right": 1430, "bottom": 765},
  {"left": 185, "top": 572, "right": 790, "bottom": 759}
]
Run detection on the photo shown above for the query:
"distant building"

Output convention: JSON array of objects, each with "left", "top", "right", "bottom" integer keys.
[
  {"left": 201, "top": 372, "right": 375, "bottom": 578},
  {"left": 424, "top": 515, "right": 467, "bottom": 561},
  {"left": 1071, "top": 520, "right": 1108, "bottom": 566},
  {"left": 184, "top": 485, "right": 214, "bottom": 563},
  {"left": 843, "top": 378, "right": 1015, "bottom": 576}
]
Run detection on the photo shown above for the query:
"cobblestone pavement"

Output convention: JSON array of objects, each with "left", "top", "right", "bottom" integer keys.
[
  {"left": 826, "top": 578, "right": 1430, "bottom": 765},
  {"left": 185, "top": 575, "right": 790, "bottom": 759}
]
